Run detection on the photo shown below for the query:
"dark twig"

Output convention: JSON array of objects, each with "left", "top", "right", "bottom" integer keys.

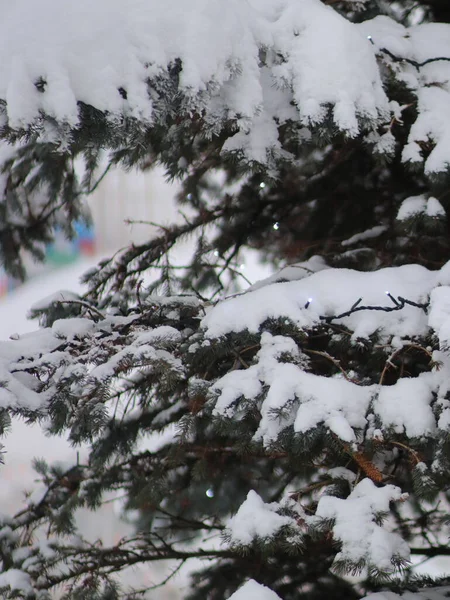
[
  {"left": 379, "top": 46, "right": 450, "bottom": 70},
  {"left": 410, "top": 546, "right": 450, "bottom": 557},
  {"left": 321, "top": 295, "right": 427, "bottom": 324}
]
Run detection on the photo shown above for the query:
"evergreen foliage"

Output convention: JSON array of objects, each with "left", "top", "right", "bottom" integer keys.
[{"left": 2, "top": 1, "right": 450, "bottom": 599}]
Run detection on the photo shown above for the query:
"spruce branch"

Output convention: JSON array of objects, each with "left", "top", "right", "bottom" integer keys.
[{"left": 37, "top": 543, "right": 236, "bottom": 591}]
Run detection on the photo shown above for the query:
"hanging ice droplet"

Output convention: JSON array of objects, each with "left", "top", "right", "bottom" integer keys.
[
  {"left": 259, "top": 182, "right": 266, "bottom": 189},
  {"left": 206, "top": 488, "right": 214, "bottom": 498},
  {"left": 273, "top": 222, "right": 279, "bottom": 230}
]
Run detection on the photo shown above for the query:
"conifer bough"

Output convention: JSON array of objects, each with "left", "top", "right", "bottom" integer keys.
[{"left": 1, "top": 1, "right": 450, "bottom": 599}]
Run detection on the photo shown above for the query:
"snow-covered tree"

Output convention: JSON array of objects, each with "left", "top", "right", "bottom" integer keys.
[{"left": 2, "top": 0, "right": 450, "bottom": 599}]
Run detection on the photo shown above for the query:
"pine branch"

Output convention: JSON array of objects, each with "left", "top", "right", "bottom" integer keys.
[{"left": 38, "top": 544, "right": 236, "bottom": 591}]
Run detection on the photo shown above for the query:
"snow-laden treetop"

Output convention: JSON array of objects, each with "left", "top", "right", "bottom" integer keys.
[{"left": 1, "top": 0, "right": 450, "bottom": 172}]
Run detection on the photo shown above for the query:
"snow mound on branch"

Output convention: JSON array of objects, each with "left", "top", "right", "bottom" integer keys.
[
  {"left": 405, "top": 24, "right": 450, "bottom": 174},
  {"left": 397, "top": 195, "right": 445, "bottom": 221},
  {"left": 227, "top": 490, "right": 294, "bottom": 545},
  {"left": 359, "top": 16, "right": 450, "bottom": 174},
  {"left": 374, "top": 374, "right": 436, "bottom": 438},
  {"left": 316, "top": 478, "right": 409, "bottom": 572},
  {"left": 1, "top": 3, "right": 450, "bottom": 172},
  {"left": 0, "top": 0, "right": 261, "bottom": 127},
  {"left": 211, "top": 331, "right": 436, "bottom": 444},
  {"left": 213, "top": 332, "right": 371, "bottom": 443},
  {"left": 0, "top": 569, "right": 33, "bottom": 596},
  {"left": 269, "top": 0, "right": 387, "bottom": 135},
  {"left": 208, "top": 262, "right": 450, "bottom": 444},
  {"left": 29, "top": 290, "right": 80, "bottom": 312},
  {"left": 429, "top": 287, "right": 450, "bottom": 350},
  {"left": 0, "top": 0, "right": 388, "bottom": 156},
  {"left": 363, "top": 586, "right": 450, "bottom": 600},
  {"left": 203, "top": 263, "right": 435, "bottom": 339},
  {"left": 225, "top": 481, "right": 409, "bottom": 578},
  {"left": 248, "top": 255, "right": 328, "bottom": 291},
  {"left": 342, "top": 225, "right": 387, "bottom": 247},
  {"left": 227, "top": 580, "right": 281, "bottom": 600}
]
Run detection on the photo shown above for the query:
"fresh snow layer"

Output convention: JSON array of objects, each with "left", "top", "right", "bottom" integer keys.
[
  {"left": 2, "top": 260, "right": 450, "bottom": 588},
  {"left": 0, "top": 2, "right": 450, "bottom": 171},
  {"left": 316, "top": 479, "right": 409, "bottom": 572},
  {"left": 227, "top": 490, "right": 294, "bottom": 545},
  {"left": 363, "top": 587, "right": 450, "bottom": 600},
  {"left": 227, "top": 580, "right": 281, "bottom": 600},
  {"left": 0, "top": 569, "right": 33, "bottom": 596},
  {"left": 359, "top": 17, "right": 450, "bottom": 174},
  {"left": 226, "top": 479, "right": 410, "bottom": 574},
  {"left": 0, "top": 0, "right": 390, "bottom": 162},
  {"left": 204, "top": 263, "right": 436, "bottom": 339},
  {"left": 4, "top": 260, "right": 450, "bottom": 448},
  {"left": 397, "top": 195, "right": 445, "bottom": 221},
  {"left": 341, "top": 225, "right": 387, "bottom": 247},
  {"left": 207, "top": 261, "right": 450, "bottom": 445}
]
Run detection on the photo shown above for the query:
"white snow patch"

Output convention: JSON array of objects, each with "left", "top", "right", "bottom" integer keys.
[
  {"left": 0, "top": 0, "right": 390, "bottom": 160},
  {"left": 0, "top": 568, "right": 33, "bottom": 595},
  {"left": 203, "top": 264, "right": 434, "bottom": 340},
  {"left": 397, "top": 195, "right": 445, "bottom": 221},
  {"left": 342, "top": 225, "right": 387, "bottom": 247},
  {"left": 29, "top": 289, "right": 81, "bottom": 313},
  {"left": 227, "top": 490, "right": 294, "bottom": 545},
  {"left": 316, "top": 478, "right": 409, "bottom": 572},
  {"left": 374, "top": 374, "right": 436, "bottom": 437},
  {"left": 227, "top": 580, "right": 282, "bottom": 600}
]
